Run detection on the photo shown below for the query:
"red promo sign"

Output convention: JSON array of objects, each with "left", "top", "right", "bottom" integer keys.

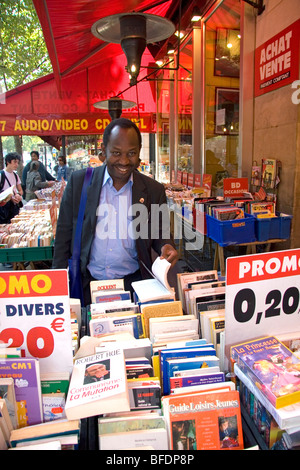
[
  {"left": 223, "top": 178, "right": 248, "bottom": 197},
  {"left": 226, "top": 249, "right": 300, "bottom": 286},
  {"left": 187, "top": 173, "right": 194, "bottom": 188},
  {"left": 0, "top": 113, "right": 154, "bottom": 136},
  {"left": 194, "top": 174, "right": 201, "bottom": 188},
  {"left": 225, "top": 249, "right": 300, "bottom": 358},
  {"left": 254, "top": 19, "right": 300, "bottom": 97},
  {"left": 0, "top": 270, "right": 73, "bottom": 374}
]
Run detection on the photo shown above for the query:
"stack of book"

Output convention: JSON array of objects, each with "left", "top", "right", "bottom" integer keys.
[
  {"left": 231, "top": 335, "right": 300, "bottom": 449},
  {"left": 0, "top": 339, "right": 73, "bottom": 449}
]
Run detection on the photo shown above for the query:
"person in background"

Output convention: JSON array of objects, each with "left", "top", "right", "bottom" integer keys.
[
  {"left": 56, "top": 155, "right": 72, "bottom": 182},
  {"left": 22, "top": 150, "right": 55, "bottom": 195},
  {"left": 0, "top": 152, "right": 23, "bottom": 224},
  {"left": 52, "top": 117, "right": 178, "bottom": 306},
  {"left": 25, "top": 161, "right": 56, "bottom": 201}
]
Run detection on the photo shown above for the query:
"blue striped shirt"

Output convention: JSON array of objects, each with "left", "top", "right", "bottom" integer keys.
[{"left": 87, "top": 168, "right": 139, "bottom": 279}]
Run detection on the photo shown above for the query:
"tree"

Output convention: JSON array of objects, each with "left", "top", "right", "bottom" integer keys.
[{"left": 0, "top": 0, "right": 53, "bottom": 169}]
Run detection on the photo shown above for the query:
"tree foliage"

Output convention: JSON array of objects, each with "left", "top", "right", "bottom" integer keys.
[{"left": 0, "top": 0, "right": 52, "bottom": 91}]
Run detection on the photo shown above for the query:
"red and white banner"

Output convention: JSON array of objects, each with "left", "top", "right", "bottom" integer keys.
[
  {"left": 225, "top": 249, "right": 300, "bottom": 355},
  {"left": 0, "top": 270, "right": 73, "bottom": 374},
  {"left": 255, "top": 19, "right": 300, "bottom": 97},
  {"left": 223, "top": 178, "right": 248, "bottom": 197}
]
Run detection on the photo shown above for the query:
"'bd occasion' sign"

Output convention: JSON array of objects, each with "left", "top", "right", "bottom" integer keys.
[
  {"left": 255, "top": 19, "right": 300, "bottom": 97},
  {"left": 225, "top": 249, "right": 300, "bottom": 358},
  {"left": 0, "top": 270, "right": 73, "bottom": 374}
]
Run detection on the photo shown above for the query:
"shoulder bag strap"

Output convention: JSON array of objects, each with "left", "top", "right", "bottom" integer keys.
[{"left": 72, "top": 166, "right": 94, "bottom": 260}]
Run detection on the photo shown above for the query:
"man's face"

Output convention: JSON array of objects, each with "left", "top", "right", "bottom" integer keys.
[
  {"left": 8, "top": 159, "right": 19, "bottom": 171},
  {"left": 31, "top": 153, "right": 39, "bottom": 161},
  {"left": 104, "top": 125, "right": 141, "bottom": 189}
]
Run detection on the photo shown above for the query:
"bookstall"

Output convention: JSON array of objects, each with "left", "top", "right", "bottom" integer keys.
[{"left": 0, "top": 168, "right": 299, "bottom": 452}]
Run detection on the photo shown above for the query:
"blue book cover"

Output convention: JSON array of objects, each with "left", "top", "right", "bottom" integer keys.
[
  {"left": 169, "top": 371, "right": 225, "bottom": 391},
  {"left": 160, "top": 347, "right": 216, "bottom": 394},
  {"left": 165, "top": 356, "right": 220, "bottom": 395},
  {"left": 95, "top": 291, "right": 131, "bottom": 303}
]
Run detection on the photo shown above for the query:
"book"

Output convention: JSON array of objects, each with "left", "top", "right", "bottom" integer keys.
[
  {"left": 162, "top": 390, "right": 243, "bottom": 450},
  {"left": 165, "top": 356, "right": 220, "bottom": 395},
  {"left": 127, "top": 378, "right": 161, "bottom": 410},
  {"left": 170, "top": 380, "right": 236, "bottom": 396},
  {"left": 10, "top": 418, "right": 80, "bottom": 447},
  {"left": 65, "top": 345, "right": 130, "bottom": 420},
  {"left": 0, "top": 185, "right": 14, "bottom": 204},
  {"left": 235, "top": 363, "right": 300, "bottom": 432},
  {"left": 170, "top": 371, "right": 225, "bottom": 391},
  {"left": 95, "top": 337, "right": 153, "bottom": 361},
  {"left": 149, "top": 315, "right": 199, "bottom": 344},
  {"left": 0, "top": 358, "right": 43, "bottom": 427},
  {"left": 98, "top": 413, "right": 165, "bottom": 435},
  {"left": 177, "top": 270, "right": 218, "bottom": 312},
  {"left": 0, "top": 378, "right": 18, "bottom": 429},
  {"left": 0, "top": 399, "right": 13, "bottom": 448},
  {"left": 90, "top": 278, "right": 125, "bottom": 302},
  {"left": 10, "top": 440, "right": 62, "bottom": 450},
  {"left": 159, "top": 346, "right": 216, "bottom": 395},
  {"left": 40, "top": 371, "right": 70, "bottom": 395},
  {"left": 132, "top": 257, "right": 175, "bottom": 304},
  {"left": 99, "top": 427, "right": 169, "bottom": 450},
  {"left": 251, "top": 164, "right": 262, "bottom": 186},
  {"left": 261, "top": 158, "right": 278, "bottom": 189},
  {"left": 89, "top": 314, "right": 140, "bottom": 339},
  {"left": 42, "top": 393, "right": 66, "bottom": 422},
  {"left": 141, "top": 300, "right": 183, "bottom": 338},
  {"left": 94, "top": 291, "right": 132, "bottom": 304},
  {"left": 231, "top": 336, "right": 300, "bottom": 409}
]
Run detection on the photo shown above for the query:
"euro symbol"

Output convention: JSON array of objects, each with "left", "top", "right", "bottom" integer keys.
[{"left": 50, "top": 318, "right": 65, "bottom": 333}]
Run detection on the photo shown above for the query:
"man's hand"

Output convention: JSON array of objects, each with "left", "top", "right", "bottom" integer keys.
[{"left": 160, "top": 244, "right": 178, "bottom": 267}]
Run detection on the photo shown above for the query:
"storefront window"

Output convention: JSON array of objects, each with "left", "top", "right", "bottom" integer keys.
[
  {"left": 156, "top": 66, "right": 172, "bottom": 182},
  {"left": 177, "top": 37, "right": 193, "bottom": 175},
  {"left": 204, "top": 0, "right": 240, "bottom": 194}
]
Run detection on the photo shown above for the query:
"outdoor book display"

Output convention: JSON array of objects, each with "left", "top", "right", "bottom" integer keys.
[{"left": 1, "top": 247, "right": 300, "bottom": 451}]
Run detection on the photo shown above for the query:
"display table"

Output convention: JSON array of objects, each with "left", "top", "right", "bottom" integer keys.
[
  {"left": 213, "top": 238, "right": 288, "bottom": 276},
  {"left": 0, "top": 245, "right": 54, "bottom": 270}
]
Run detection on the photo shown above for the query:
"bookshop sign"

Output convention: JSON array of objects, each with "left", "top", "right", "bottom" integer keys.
[
  {"left": 0, "top": 269, "right": 73, "bottom": 374},
  {"left": 254, "top": 19, "right": 300, "bottom": 97},
  {"left": 225, "top": 248, "right": 300, "bottom": 353}
]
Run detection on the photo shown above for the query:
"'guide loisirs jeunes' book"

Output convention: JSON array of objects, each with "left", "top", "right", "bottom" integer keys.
[
  {"left": 162, "top": 390, "right": 244, "bottom": 450},
  {"left": 65, "top": 345, "right": 130, "bottom": 420},
  {"left": 231, "top": 336, "right": 300, "bottom": 409}
]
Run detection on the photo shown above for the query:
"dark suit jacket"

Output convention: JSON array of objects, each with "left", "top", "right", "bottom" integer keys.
[{"left": 52, "top": 165, "right": 174, "bottom": 280}]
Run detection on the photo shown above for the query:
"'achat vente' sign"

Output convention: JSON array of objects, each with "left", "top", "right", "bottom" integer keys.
[
  {"left": 254, "top": 19, "right": 300, "bottom": 97},
  {"left": 0, "top": 269, "right": 73, "bottom": 374}
]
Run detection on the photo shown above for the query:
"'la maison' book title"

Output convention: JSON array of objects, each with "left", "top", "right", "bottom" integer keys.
[{"left": 65, "top": 346, "right": 130, "bottom": 420}]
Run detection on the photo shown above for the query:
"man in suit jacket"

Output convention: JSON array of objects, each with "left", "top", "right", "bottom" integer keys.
[{"left": 52, "top": 118, "right": 178, "bottom": 305}]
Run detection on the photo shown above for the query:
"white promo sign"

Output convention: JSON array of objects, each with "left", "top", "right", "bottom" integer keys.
[
  {"left": 0, "top": 269, "right": 73, "bottom": 374},
  {"left": 225, "top": 249, "right": 300, "bottom": 356}
]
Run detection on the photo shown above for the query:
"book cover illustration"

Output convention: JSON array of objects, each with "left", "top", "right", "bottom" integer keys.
[
  {"left": 261, "top": 159, "right": 278, "bottom": 189},
  {"left": 162, "top": 390, "right": 243, "bottom": 450},
  {"left": 0, "top": 359, "right": 42, "bottom": 427},
  {"left": 65, "top": 346, "right": 130, "bottom": 419},
  {"left": 231, "top": 336, "right": 300, "bottom": 408}
]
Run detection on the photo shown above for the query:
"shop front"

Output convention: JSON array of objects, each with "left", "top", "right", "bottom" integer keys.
[{"left": 155, "top": 0, "right": 299, "bottom": 248}]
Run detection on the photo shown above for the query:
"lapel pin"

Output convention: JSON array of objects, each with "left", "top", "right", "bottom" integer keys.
[{"left": 139, "top": 198, "right": 144, "bottom": 203}]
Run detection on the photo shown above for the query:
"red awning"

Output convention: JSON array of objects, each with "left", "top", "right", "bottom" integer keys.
[
  {"left": 0, "top": 0, "right": 199, "bottom": 145},
  {"left": 32, "top": 0, "right": 178, "bottom": 86}
]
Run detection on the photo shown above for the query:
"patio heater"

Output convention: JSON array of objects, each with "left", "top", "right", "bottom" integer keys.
[{"left": 91, "top": 12, "right": 175, "bottom": 86}]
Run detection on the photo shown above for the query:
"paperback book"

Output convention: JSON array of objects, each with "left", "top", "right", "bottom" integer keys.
[
  {"left": 0, "top": 358, "right": 43, "bottom": 427},
  {"left": 231, "top": 336, "right": 300, "bottom": 409},
  {"left": 162, "top": 390, "right": 243, "bottom": 450},
  {"left": 65, "top": 345, "right": 130, "bottom": 420}
]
